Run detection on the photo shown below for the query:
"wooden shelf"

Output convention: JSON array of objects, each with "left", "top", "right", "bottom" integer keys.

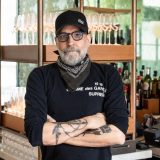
[
  {"left": 1, "top": 112, "right": 24, "bottom": 133},
  {"left": 1, "top": 45, "right": 134, "bottom": 62},
  {"left": 44, "top": 44, "right": 134, "bottom": 62},
  {"left": 1, "top": 45, "right": 38, "bottom": 63},
  {"left": 83, "top": 6, "right": 141, "bottom": 14}
]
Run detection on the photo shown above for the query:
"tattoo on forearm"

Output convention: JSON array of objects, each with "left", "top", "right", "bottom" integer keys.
[
  {"left": 52, "top": 119, "right": 87, "bottom": 144},
  {"left": 83, "top": 125, "right": 111, "bottom": 136}
]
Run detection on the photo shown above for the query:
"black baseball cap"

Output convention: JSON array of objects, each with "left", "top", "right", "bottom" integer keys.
[{"left": 55, "top": 10, "right": 88, "bottom": 35}]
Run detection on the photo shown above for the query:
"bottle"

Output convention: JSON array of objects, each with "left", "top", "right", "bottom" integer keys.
[
  {"left": 139, "top": 70, "right": 144, "bottom": 83},
  {"left": 110, "top": 30, "right": 115, "bottom": 44},
  {"left": 110, "top": 63, "right": 118, "bottom": 70},
  {"left": 151, "top": 70, "right": 158, "bottom": 98},
  {"left": 118, "top": 67, "right": 123, "bottom": 79},
  {"left": 122, "top": 62, "right": 129, "bottom": 77},
  {"left": 119, "top": 29, "right": 125, "bottom": 45},
  {"left": 124, "top": 25, "right": 131, "bottom": 45},
  {"left": 136, "top": 75, "right": 143, "bottom": 109},
  {"left": 123, "top": 68, "right": 130, "bottom": 101},
  {"left": 124, "top": 85, "right": 130, "bottom": 113},
  {"left": 141, "top": 65, "right": 145, "bottom": 78},
  {"left": 116, "top": 29, "right": 121, "bottom": 44},
  {"left": 142, "top": 67, "right": 152, "bottom": 99}
]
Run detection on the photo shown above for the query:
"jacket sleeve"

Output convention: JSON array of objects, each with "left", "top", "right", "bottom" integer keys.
[
  {"left": 25, "top": 68, "right": 47, "bottom": 146},
  {"left": 103, "top": 66, "right": 129, "bottom": 134}
]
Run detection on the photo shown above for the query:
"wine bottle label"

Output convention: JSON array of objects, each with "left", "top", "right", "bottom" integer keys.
[{"left": 143, "top": 82, "right": 149, "bottom": 90}]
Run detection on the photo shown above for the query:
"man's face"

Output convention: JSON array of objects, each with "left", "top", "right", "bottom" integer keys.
[{"left": 56, "top": 25, "right": 91, "bottom": 66}]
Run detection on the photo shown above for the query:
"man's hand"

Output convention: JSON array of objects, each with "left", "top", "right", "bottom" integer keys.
[
  {"left": 86, "top": 113, "right": 106, "bottom": 130},
  {"left": 47, "top": 115, "right": 56, "bottom": 122}
]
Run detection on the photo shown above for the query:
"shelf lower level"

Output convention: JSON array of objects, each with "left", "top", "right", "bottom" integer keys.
[
  {"left": 1, "top": 45, "right": 135, "bottom": 62},
  {"left": 44, "top": 44, "right": 135, "bottom": 62}
]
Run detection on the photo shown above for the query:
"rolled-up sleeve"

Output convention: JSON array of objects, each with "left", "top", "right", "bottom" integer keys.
[
  {"left": 25, "top": 68, "right": 47, "bottom": 146},
  {"left": 103, "top": 66, "right": 129, "bottom": 134}
]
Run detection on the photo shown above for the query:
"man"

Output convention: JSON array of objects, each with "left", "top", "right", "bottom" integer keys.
[{"left": 25, "top": 10, "right": 128, "bottom": 160}]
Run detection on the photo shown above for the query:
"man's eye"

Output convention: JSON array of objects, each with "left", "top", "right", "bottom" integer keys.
[
  {"left": 59, "top": 34, "right": 67, "bottom": 38},
  {"left": 74, "top": 32, "right": 81, "bottom": 36}
]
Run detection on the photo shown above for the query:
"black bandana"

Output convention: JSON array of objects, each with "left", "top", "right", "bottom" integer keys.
[{"left": 57, "top": 55, "right": 91, "bottom": 91}]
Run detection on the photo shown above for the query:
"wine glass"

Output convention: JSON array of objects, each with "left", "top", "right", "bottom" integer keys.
[
  {"left": 106, "top": 14, "right": 114, "bottom": 45},
  {"left": 97, "top": 13, "right": 104, "bottom": 44},
  {"left": 112, "top": 14, "right": 120, "bottom": 45},
  {"left": 91, "top": 13, "right": 98, "bottom": 44}
]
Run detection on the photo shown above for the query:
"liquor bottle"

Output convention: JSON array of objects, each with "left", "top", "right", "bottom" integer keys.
[
  {"left": 124, "top": 25, "right": 131, "bottom": 45},
  {"left": 110, "top": 30, "right": 115, "bottom": 44},
  {"left": 119, "top": 29, "right": 125, "bottom": 45},
  {"left": 151, "top": 70, "right": 158, "bottom": 98},
  {"left": 136, "top": 75, "right": 143, "bottom": 109},
  {"left": 116, "top": 29, "right": 121, "bottom": 44},
  {"left": 139, "top": 70, "right": 144, "bottom": 83},
  {"left": 110, "top": 63, "right": 118, "bottom": 70},
  {"left": 122, "top": 62, "right": 129, "bottom": 77},
  {"left": 142, "top": 67, "right": 152, "bottom": 99},
  {"left": 118, "top": 67, "right": 123, "bottom": 78},
  {"left": 141, "top": 65, "right": 145, "bottom": 78},
  {"left": 124, "top": 85, "right": 130, "bottom": 113},
  {"left": 123, "top": 68, "right": 130, "bottom": 100}
]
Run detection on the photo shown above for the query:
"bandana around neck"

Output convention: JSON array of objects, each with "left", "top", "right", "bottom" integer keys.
[{"left": 57, "top": 55, "right": 91, "bottom": 91}]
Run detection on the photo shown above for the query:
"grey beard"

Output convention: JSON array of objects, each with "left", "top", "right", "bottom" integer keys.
[{"left": 58, "top": 47, "right": 87, "bottom": 66}]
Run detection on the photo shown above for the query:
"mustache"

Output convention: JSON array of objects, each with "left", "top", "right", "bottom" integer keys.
[{"left": 63, "top": 47, "right": 80, "bottom": 54}]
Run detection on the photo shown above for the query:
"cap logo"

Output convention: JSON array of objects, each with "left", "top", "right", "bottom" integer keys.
[{"left": 78, "top": 19, "right": 84, "bottom": 25}]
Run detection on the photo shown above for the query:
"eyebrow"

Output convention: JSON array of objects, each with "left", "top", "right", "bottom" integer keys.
[{"left": 59, "top": 30, "right": 81, "bottom": 34}]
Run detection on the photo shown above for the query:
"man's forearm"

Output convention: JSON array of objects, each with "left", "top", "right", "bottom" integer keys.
[
  {"left": 52, "top": 119, "right": 88, "bottom": 144},
  {"left": 65, "top": 124, "right": 125, "bottom": 147},
  {"left": 43, "top": 118, "right": 88, "bottom": 145},
  {"left": 42, "top": 113, "right": 106, "bottom": 146}
]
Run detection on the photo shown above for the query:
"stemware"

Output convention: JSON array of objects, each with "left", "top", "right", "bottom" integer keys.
[{"left": 112, "top": 14, "right": 120, "bottom": 45}]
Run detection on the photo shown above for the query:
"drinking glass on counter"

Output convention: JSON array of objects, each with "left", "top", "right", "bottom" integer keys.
[{"left": 2, "top": 87, "right": 26, "bottom": 118}]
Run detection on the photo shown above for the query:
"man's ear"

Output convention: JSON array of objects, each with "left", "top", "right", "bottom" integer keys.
[{"left": 87, "top": 33, "right": 91, "bottom": 44}]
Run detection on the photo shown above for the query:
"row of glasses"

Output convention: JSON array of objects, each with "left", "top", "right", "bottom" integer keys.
[
  {"left": 13, "top": 12, "right": 122, "bottom": 45},
  {"left": 1, "top": 128, "right": 38, "bottom": 160},
  {"left": 13, "top": 12, "right": 61, "bottom": 45},
  {"left": 3, "top": 87, "right": 26, "bottom": 118},
  {"left": 14, "top": 13, "right": 37, "bottom": 44},
  {"left": 85, "top": 12, "right": 120, "bottom": 45},
  {"left": 43, "top": 12, "right": 61, "bottom": 44}
]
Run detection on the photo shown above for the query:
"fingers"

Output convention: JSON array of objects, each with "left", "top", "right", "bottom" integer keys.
[
  {"left": 95, "top": 113, "right": 106, "bottom": 120},
  {"left": 47, "top": 115, "right": 56, "bottom": 122},
  {"left": 86, "top": 112, "right": 106, "bottom": 129}
]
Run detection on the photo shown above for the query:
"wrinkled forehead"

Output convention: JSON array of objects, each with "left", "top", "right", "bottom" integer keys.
[{"left": 59, "top": 25, "right": 81, "bottom": 33}]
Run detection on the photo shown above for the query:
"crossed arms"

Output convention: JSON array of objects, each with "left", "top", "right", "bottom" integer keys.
[{"left": 42, "top": 113, "right": 126, "bottom": 147}]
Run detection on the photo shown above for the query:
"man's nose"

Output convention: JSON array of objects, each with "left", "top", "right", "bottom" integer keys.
[{"left": 67, "top": 35, "right": 74, "bottom": 45}]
